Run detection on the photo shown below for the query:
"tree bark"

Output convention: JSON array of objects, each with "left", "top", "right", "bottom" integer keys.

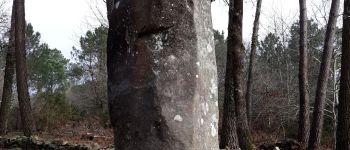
[
  {"left": 0, "top": 2, "right": 15, "bottom": 135},
  {"left": 332, "top": 54, "right": 338, "bottom": 150},
  {"left": 308, "top": 0, "right": 340, "bottom": 149},
  {"left": 106, "top": 0, "right": 219, "bottom": 149},
  {"left": 298, "top": 0, "right": 310, "bottom": 147},
  {"left": 336, "top": 0, "right": 350, "bottom": 149},
  {"left": 221, "top": 0, "right": 253, "bottom": 149},
  {"left": 14, "top": 0, "right": 35, "bottom": 137},
  {"left": 246, "top": 0, "right": 262, "bottom": 127}
]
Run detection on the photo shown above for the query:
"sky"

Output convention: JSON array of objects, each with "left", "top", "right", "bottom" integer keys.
[{"left": 14, "top": 0, "right": 329, "bottom": 59}]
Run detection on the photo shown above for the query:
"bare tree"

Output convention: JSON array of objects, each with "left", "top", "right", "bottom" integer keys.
[
  {"left": 246, "top": 0, "right": 262, "bottom": 127},
  {"left": 86, "top": 0, "right": 108, "bottom": 27},
  {"left": 222, "top": 0, "right": 252, "bottom": 149},
  {"left": 14, "top": 0, "right": 35, "bottom": 136},
  {"left": 298, "top": 0, "right": 310, "bottom": 147},
  {"left": 0, "top": 2, "right": 15, "bottom": 135},
  {"left": 332, "top": 52, "right": 339, "bottom": 149},
  {"left": 308, "top": 0, "right": 340, "bottom": 149},
  {"left": 336, "top": 0, "right": 350, "bottom": 149}
]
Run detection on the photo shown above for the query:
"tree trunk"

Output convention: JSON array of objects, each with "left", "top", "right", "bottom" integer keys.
[
  {"left": 0, "top": 2, "right": 16, "bottom": 135},
  {"left": 220, "top": 24, "right": 239, "bottom": 149},
  {"left": 308, "top": 0, "right": 340, "bottom": 149},
  {"left": 298, "top": 0, "right": 310, "bottom": 147},
  {"left": 106, "top": 0, "right": 219, "bottom": 149},
  {"left": 245, "top": 0, "right": 262, "bottom": 127},
  {"left": 336, "top": 0, "right": 350, "bottom": 149},
  {"left": 221, "top": 0, "right": 253, "bottom": 149},
  {"left": 14, "top": 0, "right": 35, "bottom": 137},
  {"left": 332, "top": 54, "right": 338, "bottom": 150}
]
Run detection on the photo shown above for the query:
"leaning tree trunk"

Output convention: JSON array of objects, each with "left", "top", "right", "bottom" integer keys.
[
  {"left": 298, "top": 0, "right": 310, "bottom": 147},
  {"left": 106, "top": 0, "right": 219, "bottom": 149},
  {"left": 336, "top": 0, "right": 350, "bottom": 149},
  {"left": 221, "top": 0, "right": 253, "bottom": 149},
  {"left": 246, "top": 0, "right": 262, "bottom": 127},
  {"left": 0, "top": 2, "right": 16, "bottom": 135},
  {"left": 308, "top": 0, "right": 340, "bottom": 149},
  {"left": 14, "top": 0, "right": 35, "bottom": 137}
]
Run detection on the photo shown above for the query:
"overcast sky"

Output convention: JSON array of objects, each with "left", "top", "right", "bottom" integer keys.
[{"left": 20, "top": 0, "right": 331, "bottom": 59}]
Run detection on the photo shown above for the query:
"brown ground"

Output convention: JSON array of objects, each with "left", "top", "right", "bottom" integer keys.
[{"left": 6, "top": 117, "right": 114, "bottom": 148}]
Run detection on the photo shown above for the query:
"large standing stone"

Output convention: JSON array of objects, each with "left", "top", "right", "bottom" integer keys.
[{"left": 107, "top": 0, "right": 219, "bottom": 149}]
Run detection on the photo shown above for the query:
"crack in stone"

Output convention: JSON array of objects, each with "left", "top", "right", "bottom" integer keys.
[{"left": 137, "top": 25, "right": 174, "bottom": 38}]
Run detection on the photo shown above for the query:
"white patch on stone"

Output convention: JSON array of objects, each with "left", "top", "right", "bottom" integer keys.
[
  {"left": 185, "top": 0, "right": 192, "bottom": 12},
  {"left": 186, "top": 4, "right": 191, "bottom": 11},
  {"left": 205, "top": 102, "right": 209, "bottom": 114},
  {"left": 210, "top": 79, "right": 217, "bottom": 98},
  {"left": 211, "top": 114, "right": 218, "bottom": 137},
  {"left": 274, "top": 147, "right": 280, "bottom": 150},
  {"left": 211, "top": 114, "right": 218, "bottom": 123},
  {"left": 115, "top": 1, "right": 120, "bottom": 9},
  {"left": 210, "top": 123, "right": 217, "bottom": 137},
  {"left": 153, "top": 35, "right": 163, "bottom": 51},
  {"left": 196, "top": 62, "right": 200, "bottom": 66},
  {"left": 168, "top": 55, "right": 176, "bottom": 61},
  {"left": 154, "top": 59, "right": 159, "bottom": 64},
  {"left": 200, "top": 118, "right": 204, "bottom": 125},
  {"left": 152, "top": 69, "right": 160, "bottom": 75},
  {"left": 207, "top": 43, "right": 213, "bottom": 53},
  {"left": 201, "top": 103, "right": 207, "bottom": 116},
  {"left": 174, "top": 115, "right": 183, "bottom": 122},
  {"left": 196, "top": 75, "right": 199, "bottom": 78},
  {"left": 215, "top": 101, "right": 218, "bottom": 106}
]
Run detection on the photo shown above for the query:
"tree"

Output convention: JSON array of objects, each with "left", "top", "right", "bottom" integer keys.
[
  {"left": 246, "top": 0, "right": 262, "bottom": 127},
  {"left": 0, "top": 3, "right": 15, "bottom": 135},
  {"left": 25, "top": 23, "right": 41, "bottom": 53},
  {"left": 0, "top": 1, "right": 8, "bottom": 37},
  {"left": 254, "top": 32, "right": 293, "bottom": 133},
  {"left": 221, "top": 0, "right": 252, "bottom": 149},
  {"left": 336, "top": 0, "right": 350, "bottom": 149},
  {"left": 106, "top": 0, "right": 219, "bottom": 149},
  {"left": 298, "top": 0, "right": 310, "bottom": 146},
  {"left": 308, "top": 0, "right": 341, "bottom": 149},
  {"left": 214, "top": 30, "right": 227, "bottom": 142},
  {"left": 71, "top": 26, "right": 108, "bottom": 113},
  {"left": 220, "top": 2, "right": 240, "bottom": 150},
  {"left": 0, "top": 21, "right": 51, "bottom": 135},
  {"left": 28, "top": 44, "right": 69, "bottom": 131},
  {"left": 23, "top": 23, "right": 70, "bottom": 131},
  {"left": 27, "top": 44, "right": 68, "bottom": 94},
  {"left": 14, "top": 0, "right": 35, "bottom": 136}
]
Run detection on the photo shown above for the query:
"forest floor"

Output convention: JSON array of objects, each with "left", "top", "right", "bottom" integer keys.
[
  {"left": 1, "top": 119, "right": 333, "bottom": 150},
  {"left": 251, "top": 131, "right": 332, "bottom": 150},
  {"left": 35, "top": 118, "right": 114, "bottom": 147},
  {"left": 1, "top": 117, "right": 114, "bottom": 149}
]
